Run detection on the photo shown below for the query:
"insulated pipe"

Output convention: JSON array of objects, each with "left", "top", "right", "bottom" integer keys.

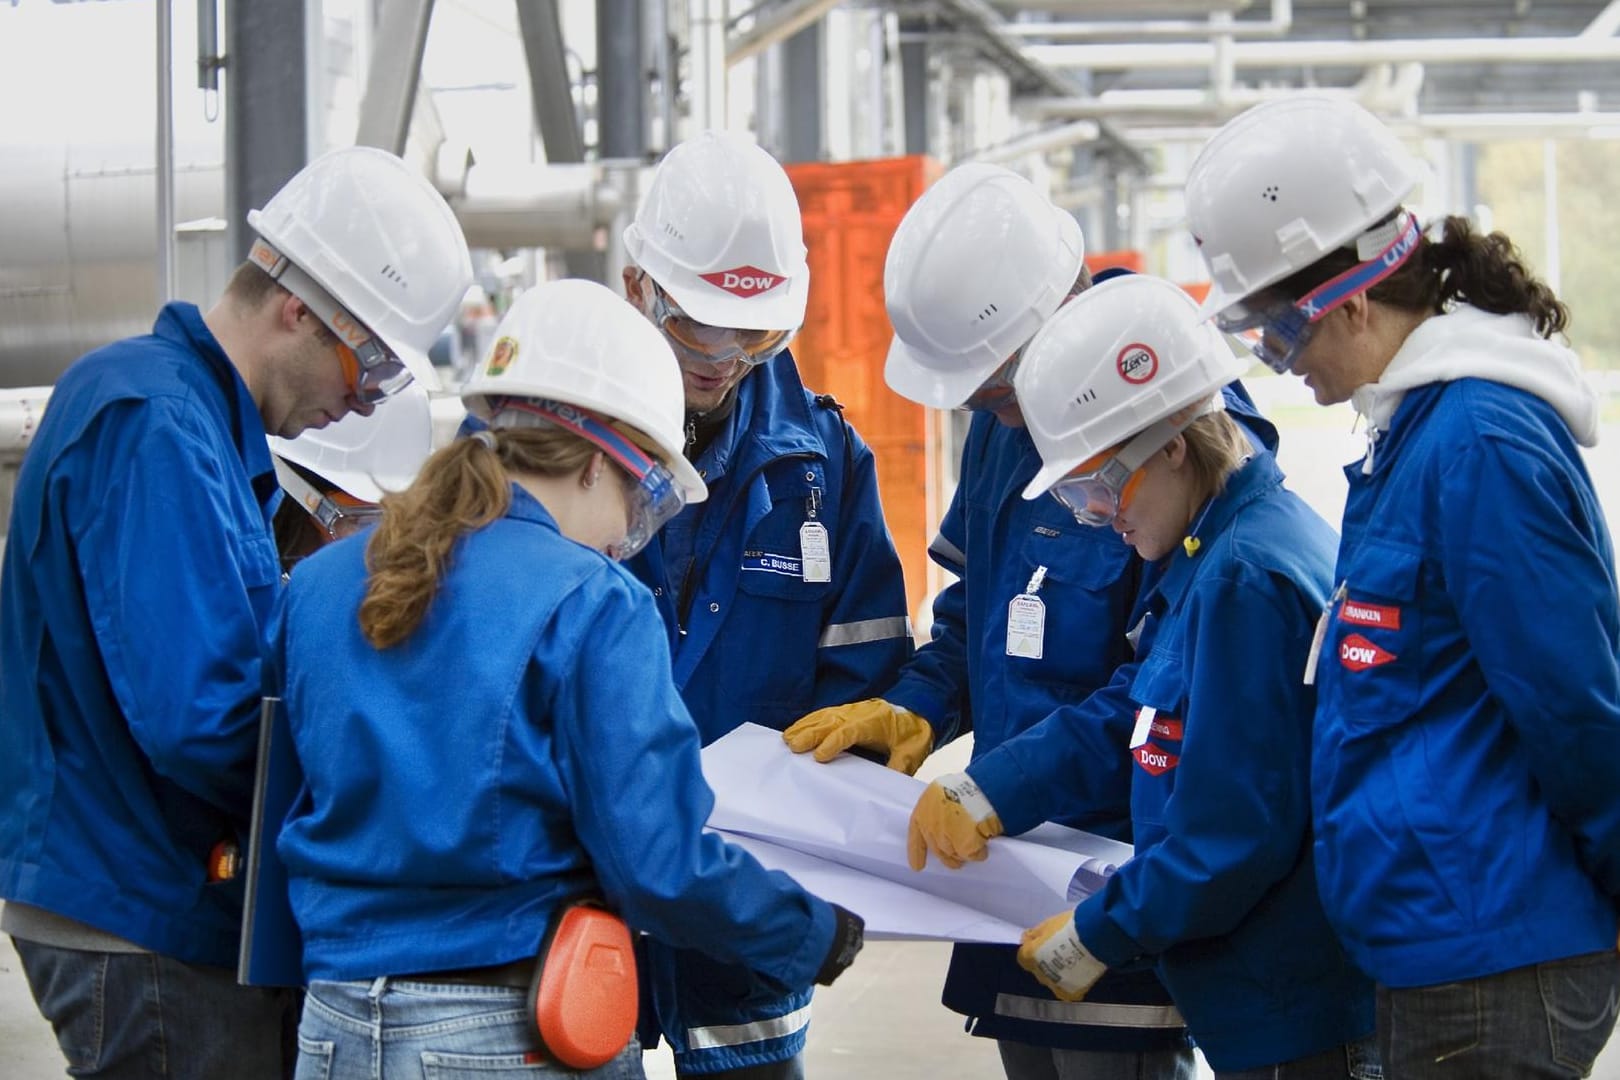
[
  {"left": 0, "top": 389, "right": 52, "bottom": 457},
  {"left": 1026, "top": 34, "right": 1620, "bottom": 71},
  {"left": 1004, "top": 0, "right": 1291, "bottom": 39},
  {"left": 728, "top": 0, "right": 842, "bottom": 66},
  {"left": 967, "top": 120, "right": 1101, "bottom": 164},
  {"left": 436, "top": 162, "right": 623, "bottom": 250},
  {"left": 1023, "top": 63, "right": 1423, "bottom": 120}
]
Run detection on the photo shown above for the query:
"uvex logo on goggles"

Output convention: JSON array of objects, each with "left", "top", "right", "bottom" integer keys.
[{"left": 699, "top": 265, "right": 784, "bottom": 298}]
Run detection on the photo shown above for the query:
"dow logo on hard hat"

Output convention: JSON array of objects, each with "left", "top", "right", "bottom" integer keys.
[
  {"left": 700, "top": 265, "right": 783, "bottom": 298},
  {"left": 1117, "top": 343, "right": 1158, "bottom": 385}
]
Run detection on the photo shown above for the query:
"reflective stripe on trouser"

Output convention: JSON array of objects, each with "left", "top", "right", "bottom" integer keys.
[
  {"left": 996, "top": 993, "right": 1186, "bottom": 1029},
  {"left": 817, "top": 616, "right": 910, "bottom": 649},
  {"left": 686, "top": 1003, "right": 813, "bottom": 1051}
]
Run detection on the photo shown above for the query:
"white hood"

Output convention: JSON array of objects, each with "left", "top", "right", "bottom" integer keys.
[{"left": 1350, "top": 304, "right": 1599, "bottom": 448}]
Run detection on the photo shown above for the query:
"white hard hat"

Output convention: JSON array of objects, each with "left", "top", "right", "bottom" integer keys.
[
  {"left": 1185, "top": 95, "right": 1422, "bottom": 323},
  {"left": 1015, "top": 275, "right": 1250, "bottom": 499},
  {"left": 268, "top": 381, "right": 434, "bottom": 503},
  {"left": 884, "top": 163, "right": 1085, "bottom": 409},
  {"left": 460, "top": 280, "right": 707, "bottom": 503},
  {"left": 623, "top": 130, "right": 808, "bottom": 332},
  {"left": 247, "top": 146, "right": 474, "bottom": 389}
]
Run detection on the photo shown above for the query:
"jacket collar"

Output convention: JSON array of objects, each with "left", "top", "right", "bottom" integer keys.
[
  {"left": 718, "top": 349, "right": 827, "bottom": 469},
  {"left": 154, "top": 301, "right": 275, "bottom": 486},
  {"left": 1151, "top": 453, "right": 1283, "bottom": 611}
]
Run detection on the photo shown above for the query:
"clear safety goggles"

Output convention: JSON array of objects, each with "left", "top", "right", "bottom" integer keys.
[
  {"left": 647, "top": 283, "right": 795, "bottom": 368},
  {"left": 1216, "top": 212, "right": 1423, "bottom": 374},
  {"left": 271, "top": 457, "right": 382, "bottom": 540},
  {"left": 1049, "top": 402, "right": 1218, "bottom": 527},
  {"left": 486, "top": 397, "right": 687, "bottom": 561},
  {"left": 249, "top": 239, "right": 411, "bottom": 405}
]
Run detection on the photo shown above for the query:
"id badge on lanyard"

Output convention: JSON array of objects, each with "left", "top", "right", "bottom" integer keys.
[
  {"left": 1006, "top": 565, "right": 1047, "bottom": 660},
  {"left": 1303, "top": 581, "right": 1348, "bottom": 685},
  {"left": 801, "top": 486, "right": 831, "bottom": 583}
]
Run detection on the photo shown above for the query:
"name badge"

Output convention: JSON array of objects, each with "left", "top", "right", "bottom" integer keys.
[
  {"left": 800, "top": 522, "right": 831, "bottom": 582},
  {"left": 1129, "top": 706, "right": 1157, "bottom": 750},
  {"left": 1006, "top": 594, "right": 1046, "bottom": 659}
]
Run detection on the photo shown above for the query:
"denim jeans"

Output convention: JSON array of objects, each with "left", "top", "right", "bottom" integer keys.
[
  {"left": 1216, "top": 1036, "right": 1381, "bottom": 1080},
  {"left": 1377, "top": 950, "right": 1620, "bottom": 1079},
  {"left": 297, "top": 977, "right": 645, "bottom": 1079},
  {"left": 12, "top": 937, "right": 300, "bottom": 1079},
  {"left": 997, "top": 1039, "right": 1197, "bottom": 1080}
]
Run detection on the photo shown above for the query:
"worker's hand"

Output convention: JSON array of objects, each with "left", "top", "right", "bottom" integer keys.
[
  {"left": 906, "top": 772, "right": 1004, "bottom": 871},
  {"left": 1017, "top": 912, "right": 1107, "bottom": 1002},
  {"left": 783, "top": 698, "right": 934, "bottom": 776}
]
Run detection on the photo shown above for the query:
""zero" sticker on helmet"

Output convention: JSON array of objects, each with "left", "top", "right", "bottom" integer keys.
[{"left": 1117, "top": 343, "right": 1159, "bottom": 384}]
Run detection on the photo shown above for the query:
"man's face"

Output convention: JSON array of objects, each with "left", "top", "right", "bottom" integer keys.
[
  {"left": 624, "top": 268, "right": 785, "bottom": 413},
  {"left": 263, "top": 308, "right": 375, "bottom": 438}
]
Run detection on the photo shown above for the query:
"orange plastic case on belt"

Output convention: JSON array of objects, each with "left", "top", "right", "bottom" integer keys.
[{"left": 526, "top": 902, "right": 638, "bottom": 1068}]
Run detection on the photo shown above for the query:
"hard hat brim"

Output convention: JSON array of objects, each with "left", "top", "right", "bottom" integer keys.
[{"left": 884, "top": 336, "right": 1002, "bottom": 410}]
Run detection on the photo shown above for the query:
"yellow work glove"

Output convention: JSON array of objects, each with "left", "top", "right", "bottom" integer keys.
[
  {"left": 1017, "top": 912, "right": 1108, "bottom": 1003},
  {"left": 783, "top": 698, "right": 935, "bottom": 776},
  {"left": 906, "top": 772, "right": 1004, "bottom": 871}
]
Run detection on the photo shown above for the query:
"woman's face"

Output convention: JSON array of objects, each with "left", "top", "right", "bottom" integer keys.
[
  {"left": 1286, "top": 296, "right": 1403, "bottom": 406},
  {"left": 1109, "top": 440, "right": 1199, "bottom": 562}
]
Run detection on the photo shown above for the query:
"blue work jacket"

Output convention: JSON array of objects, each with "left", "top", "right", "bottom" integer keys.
[
  {"left": 1314, "top": 375, "right": 1620, "bottom": 989},
  {"left": 1009, "top": 455, "right": 1375, "bottom": 1073},
  {"left": 625, "top": 351, "right": 910, "bottom": 1072},
  {"left": 0, "top": 303, "right": 281, "bottom": 966},
  {"left": 276, "top": 487, "right": 836, "bottom": 988},
  {"left": 885, "top": 387, "right": 1275, "bottom": 1052},
  {"left": 628, "top": 350, "right": 912, "bottom": 743}
]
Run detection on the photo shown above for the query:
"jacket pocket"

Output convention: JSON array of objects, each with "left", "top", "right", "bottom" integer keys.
[
  {"left": 1008, "top": 522, "right": 1135, "bottom": 691},
  {"left": 1329, "top": 545, "right": 1422, "bottom": 730}
]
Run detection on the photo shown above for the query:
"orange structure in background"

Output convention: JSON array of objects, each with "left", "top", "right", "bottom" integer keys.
[
  {"left": 783, "top": 160, "right": 1190, "bottom": 621},
  {"left": 786, "top": 156, "right": 941, "bottom": 622}
]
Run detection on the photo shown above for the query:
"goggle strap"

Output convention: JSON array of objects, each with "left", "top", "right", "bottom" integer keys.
[
  {"left": 1296, "top": 212, "right": 1423, "bottom": 324},
  {"left": 272, "top": 456, "right": 350, "bottom": 534},
  {"left": 250, "top": 240, "right": 394, "bottom": 371},
  {"left": 488, "top": 398, "right": 659, "bottom": 481}
]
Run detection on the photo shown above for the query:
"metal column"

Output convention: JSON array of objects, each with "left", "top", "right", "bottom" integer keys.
[
  {"left": 899, "top": 16, "right": 929, "bottom": 156},
  {"left": 225, "top": 0, "right": 308, "bottom": 261},
  {"left": 781, "top": 21, "right": 823, "bottom": 162},
  {"left": 354, "top": 0, "right": 435, "bottom": 154},
  {"left": 515, "top": 0, "right": 600, "bottom": 280},
  {"left": 596, "top": 0, "right": 645, "bottom": 159}
]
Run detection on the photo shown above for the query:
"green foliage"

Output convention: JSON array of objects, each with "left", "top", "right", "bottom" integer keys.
[{"left": 1477, "top": 140, "right": 1620, "bottom": 371}]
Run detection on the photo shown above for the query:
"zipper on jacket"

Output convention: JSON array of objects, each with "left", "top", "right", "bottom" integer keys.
[{"left": 676, "top": 451, "right": 818, "bottom": 635}]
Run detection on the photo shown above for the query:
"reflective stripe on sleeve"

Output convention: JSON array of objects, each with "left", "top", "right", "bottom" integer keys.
[
  {"left": 994, "top": 992, "right": 1186, "bottom": 1029},
  {"left": 685, "top": 1003, "right": 814, "bottom": 1050},
  {"left": 818, "top": 616, "right": 912, "bottom": 649}
]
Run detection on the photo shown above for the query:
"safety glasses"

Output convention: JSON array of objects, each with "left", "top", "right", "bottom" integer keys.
[
  {"left": 1216, "top": 212, "right": 1422, "bottom": 374},
  {"left": 647, "top": 283, "right": 795, "bottom": 368},
  {"left": 486, "top": 397, "right": 688, "bottom": 561},
  {"left": 271, "top": 457, "right": 383, "bottom": 540},
  {"left": 248, "top": 238, "right": 411, "bottom": 405},
  {"left": 1048, "top": 415, "right": 1187, "bottom": 527},
  {"left": 298, "top": 287, "right": 410, "bottom": 406}
]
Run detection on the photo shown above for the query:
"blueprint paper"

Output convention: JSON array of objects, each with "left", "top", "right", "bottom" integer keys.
[{"left": 700, "top": 724, "right": 1133, "bottom": 944}]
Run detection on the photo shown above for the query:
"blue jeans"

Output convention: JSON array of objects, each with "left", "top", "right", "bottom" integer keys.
[
  {"left": 1216, "top": 1037, "right": 1381, "bottom": 1080},
  {"left": 296, "top": 977, "right": 645, "bottom": 1079},
  {"left": 1377, "top": 950, "right": 1620, "bottom": 1079},
  {"left": 997, "top": 1039, "right": 1197, "bottom": 1080},
  {"left": 12, "top": 937, "right": 300, "bottom": 1079}
]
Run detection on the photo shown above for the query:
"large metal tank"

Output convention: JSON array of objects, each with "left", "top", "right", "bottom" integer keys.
[{"left": 0, "top": 1, "right": 227, "bottom": 390}]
